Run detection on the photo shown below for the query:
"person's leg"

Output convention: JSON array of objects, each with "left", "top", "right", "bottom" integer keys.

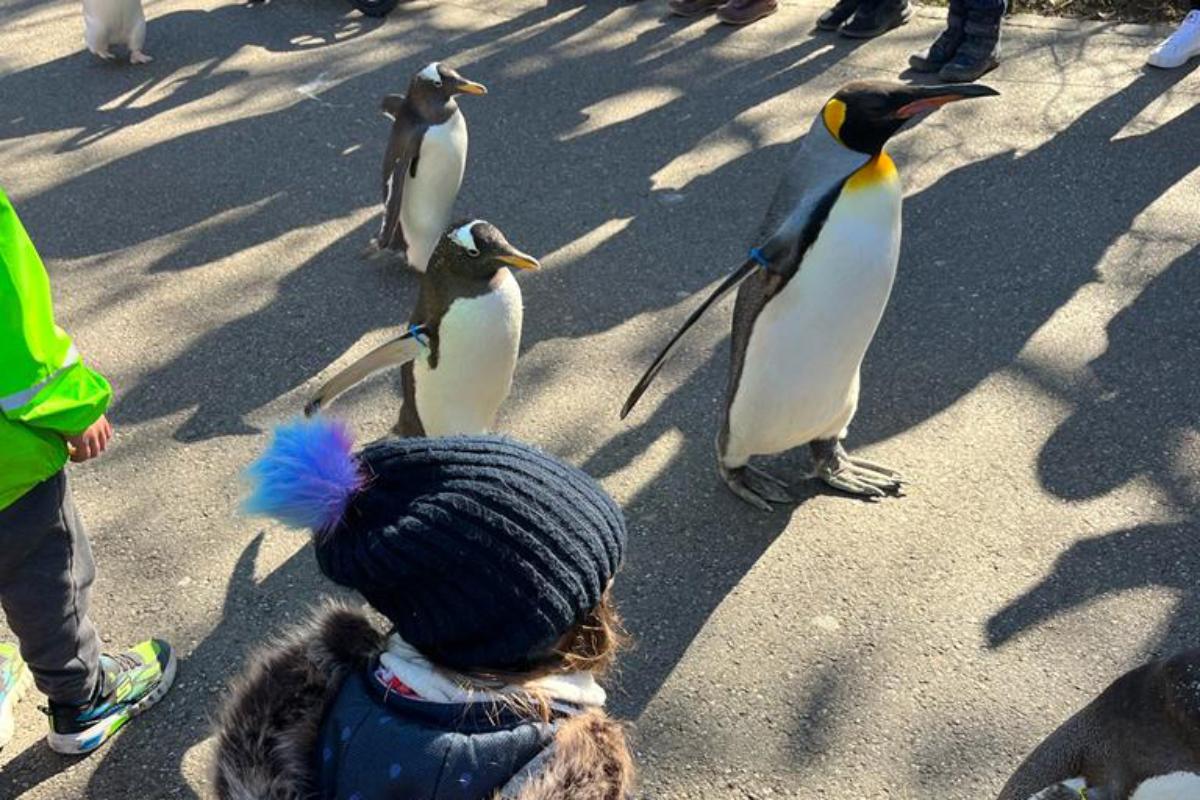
[
  {"left": 909, "top": 0, "right": 968, "bottom": 72},
  {"left": 938, "top": 0, "right": 1003, "bottom": 82},
  {"left": 0, "top": 471, "right": 101, "bottom": 707},
  {"left": 0, "top": 471, "right": 177, "bottom": 755}
]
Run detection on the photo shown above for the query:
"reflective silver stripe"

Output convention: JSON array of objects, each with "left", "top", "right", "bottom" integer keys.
[{"left": 0, "top": 344, "right": 80, "bottom": 411}]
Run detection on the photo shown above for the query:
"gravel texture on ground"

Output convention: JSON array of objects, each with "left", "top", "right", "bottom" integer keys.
[{"left": 1, "top": 0, "right": 1197, "bottom": 797}]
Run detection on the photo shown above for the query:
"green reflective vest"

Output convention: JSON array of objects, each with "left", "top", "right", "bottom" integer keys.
[{"left": 1, "top": 187, "right": 112, "bottom": 510}]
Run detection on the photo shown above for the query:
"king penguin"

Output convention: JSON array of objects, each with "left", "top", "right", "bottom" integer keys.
[
  {"left": 307, "top": 220, "right": 538, "bottom": 436},
  {"left": 370, "top": 62, "right": 488, "bottom": 273},
  {"left": 622, "top": 81, "right": 998, "bottom": 510}
]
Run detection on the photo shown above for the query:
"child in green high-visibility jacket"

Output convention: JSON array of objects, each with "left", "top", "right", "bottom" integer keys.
[{"left": 0, "top": 187, "right": 176, "bottom": 756}]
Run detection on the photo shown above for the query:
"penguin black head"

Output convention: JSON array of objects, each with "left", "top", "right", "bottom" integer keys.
[
  {"left": 408, "top": 62, "right": 488, "bottom": 104},
  {"left": 823, "top": 80, "right": 999, "bottom": 156},
  {"left": 434, "top": 220, "right": 540, "bottom": 281}
]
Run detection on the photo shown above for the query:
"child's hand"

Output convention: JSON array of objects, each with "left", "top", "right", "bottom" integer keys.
[{"left": 65, "top": 415, "right": 113, "bottom": 462}]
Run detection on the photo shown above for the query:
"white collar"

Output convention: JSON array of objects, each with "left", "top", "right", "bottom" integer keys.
[{"left": 376, "top": 634, "right": 606, "bottom": 710}]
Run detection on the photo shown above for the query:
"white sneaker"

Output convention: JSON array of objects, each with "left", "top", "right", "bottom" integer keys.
[{"left": 1148, "top": 10, "right": 1200, "bottom": 69}]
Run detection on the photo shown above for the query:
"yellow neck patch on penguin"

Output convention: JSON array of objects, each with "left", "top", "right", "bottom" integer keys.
[
  {"left": 822, "top": 98, "right": 847, "bottom": 143},
  {"left": 844, "top": 152, "right": 898, "bottom": 192}
]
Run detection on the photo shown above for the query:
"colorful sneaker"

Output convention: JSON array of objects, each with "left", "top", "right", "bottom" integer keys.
[
  {"left": 1147, "top": 10, "right": 1200, "bottom": 69},
  {"left": 0, "top": 643, "right": 33, "bottom": 750},
  {"left": 46, "top": 639, "right": 176, "bottom": 755}
]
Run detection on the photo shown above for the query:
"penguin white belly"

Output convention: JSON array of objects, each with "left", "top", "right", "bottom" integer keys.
[
  {"left": 414, "top": 272, "right": 522, "bottom": 436},
  {"left": 727, "top": 169, "right": 901, "bottom": 462},
  {"left": 83, "top": 0, "right": 142, "bottom": 50},
  {"left": 401, "top": 111, "right": 467, "bottom": 272}
]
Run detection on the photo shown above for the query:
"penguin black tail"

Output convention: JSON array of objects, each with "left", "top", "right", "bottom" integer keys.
[{"left": 620, "top": 258, "right": 760, "bottom": 419}]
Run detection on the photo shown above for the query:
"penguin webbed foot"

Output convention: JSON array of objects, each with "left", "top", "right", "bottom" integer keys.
[
  {"left": 130, "top": 50, "right": 153, "bottom": 64},
  {"left": 361, "top": 238, "right": 385, "bottom": 260},
  {"left": 811, "top": 440, "right": 903, "bottom": 500},
  {"left": 720, "top": 464, "right": 793, "bottom": 512}
]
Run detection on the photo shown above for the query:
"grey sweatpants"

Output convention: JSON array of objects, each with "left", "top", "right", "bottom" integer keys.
[{"left": 0, "top": 471, "right": 101, "bottom": 706}]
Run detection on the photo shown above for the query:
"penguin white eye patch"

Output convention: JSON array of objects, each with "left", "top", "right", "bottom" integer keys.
[
  {"left": 418, "top": 62, "right": 442, "bottom": 86},
  {"left": 450, "top": 220, "right": 486, "bottom": 255}
]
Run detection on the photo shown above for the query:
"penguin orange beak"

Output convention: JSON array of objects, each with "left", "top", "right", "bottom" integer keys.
[
  {"left": 456, "top": 80, "right": 488, "bottom": 96},
  {"left": 497, "top": 253, "right": 539, "bottom": 271},
  {"left": 893, "top": 83, "right": 999, "bottom": 119}
]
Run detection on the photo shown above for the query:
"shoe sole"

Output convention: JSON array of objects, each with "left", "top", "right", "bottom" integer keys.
[
  {"left": 1147, "top": 52, "right": 1197, "bottom": 68},
  {"left": 907, "top": 55, "right": 944, "bottom": 72},
  {"left": 0, "top": 665, "right": 34, "bottom": 750},
  {"left": 938, "top": 57, "right": 999, "bottom": 82},
  {"left": 839, "top": 8, "right": 911, "bottom": 38},
  {"left": 46, "top": 650, "right": 177, "bottom": 756}
]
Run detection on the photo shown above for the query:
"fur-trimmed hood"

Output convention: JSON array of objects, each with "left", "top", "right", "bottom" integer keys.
[{"left": 213, "top": 605, "right": 635, "bottom": 800}]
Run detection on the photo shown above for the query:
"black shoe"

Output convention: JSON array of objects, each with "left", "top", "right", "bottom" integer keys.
[
  {"left": 839, "top": 0, "right": 911, "bottom": 39},
  {"left": 938, "top": 9, "right": 1001, "bottom": 82},
  {"left": 909, "top": 9, "right": 965, "bottom": 71},
  {"left": 816, "top": 0, "right": 859, "bottom": 30}
]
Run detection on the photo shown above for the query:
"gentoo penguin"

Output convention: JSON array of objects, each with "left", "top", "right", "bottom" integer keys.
[
  {"left": 621, "top": 81, "right": 998, "bottom": 510},
  {"left": 83, "top": 0, "right": 152, "bottom": 63},
  {"left": 306, "top": 220, "right": 538, "bottom": 435},
  {"left": 370, "top": 63, "right": 487, "bottom": 273},
  {"left": 1001, "top": 650, "right": 1200, "bottom": 800}
]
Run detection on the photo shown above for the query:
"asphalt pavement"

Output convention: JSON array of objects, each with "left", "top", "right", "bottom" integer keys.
[{"left": 0, "top": 0, "right": 1197, "bottom": 797}]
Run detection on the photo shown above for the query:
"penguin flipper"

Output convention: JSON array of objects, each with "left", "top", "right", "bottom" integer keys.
[
  {"left": 378, "top": 120, "right": 427, "bottom": 252},
  {"left": 620, "top": 258, "right": 760, "bottom": 419},
  {"left": 381, "top": 94, "right": 406, "bottom": 118},
  {"left": 305, "top": 326, "right": 429, "bottom": 416}
]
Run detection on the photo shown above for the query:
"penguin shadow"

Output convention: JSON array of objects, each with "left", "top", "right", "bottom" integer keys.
[
  {"left": 986, "top": 243, "right": 1200, "bottom": 655},
  {"left": 852, "top": 61, "right": 1200, "bottom": 454},
  {"left": 0, "top": 1, "right": 374, "bottom": 152}
]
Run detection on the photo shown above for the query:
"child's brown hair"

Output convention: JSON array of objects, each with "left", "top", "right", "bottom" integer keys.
[{"left": 467, "top": 590, "right": 627, "bottom": 722}]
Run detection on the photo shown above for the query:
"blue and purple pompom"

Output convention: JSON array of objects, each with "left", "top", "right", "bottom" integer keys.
[{"left": 244, "top": 416, "right": 365, "bottom": 533}]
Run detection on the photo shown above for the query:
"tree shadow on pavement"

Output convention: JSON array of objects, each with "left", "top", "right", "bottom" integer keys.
[
  {"left": 583, "top": 345, "right": 816, "bottom": 719},
  {"left": 987, "top": 244, "right": 1200, "bottom": 655},
  {"left": 77, "top": 2, "right": 864, "bottom": 442},
  {"left": 855, "top": 62, "right": 1200, "bottom": 453},
  {"left": 0, "top": 1, "right": 376, "bottom": 152},
  {"left": 0, "top": 533, "right": 344, "bottom": 799},
  {"left": 109, "top": 225, "right": 407, "bottom": 441}
]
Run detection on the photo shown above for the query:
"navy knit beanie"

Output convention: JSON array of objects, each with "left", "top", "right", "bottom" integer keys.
[{"left": 244, "top": 420, "right": 626, "bottom": 672}]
